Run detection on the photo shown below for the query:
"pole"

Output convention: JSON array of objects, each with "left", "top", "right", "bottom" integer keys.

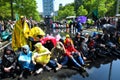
[
  {"left": 108, "top": 62, "right": 113, "bottom": 80},
  {"left": 10, "top": 0, "right": 13, "bottom": 20}
]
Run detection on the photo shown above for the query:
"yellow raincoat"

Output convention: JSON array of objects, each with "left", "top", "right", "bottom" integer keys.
[
  {"left": 12, "top": 20, "right": 30, "bottom": 51},
  {"left": 32, "top": 43, "right": 51, "bottom": 65},
  {"left": 29, "top": 26, "right": 45, "bottom": 41}
]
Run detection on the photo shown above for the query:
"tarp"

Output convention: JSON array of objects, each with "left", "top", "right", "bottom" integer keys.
[{"left": 77, "top": 16, "right": 87, "bottom": 23}]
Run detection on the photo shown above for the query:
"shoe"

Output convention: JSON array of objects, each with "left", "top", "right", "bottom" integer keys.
[
  {"left": 44, "top": 66, "right": 52, "bottom": 71},
  {"left": 18, "top": 72, "right": 23, "bottom": 80},
  {"left": 56, "top": 64, "right": 62, "bottom": 71},
  {"left": 81, "top": 71, "right": 89, "bottom": 78},
  {"left": 79, "top": 67, "right": 86, "bottom": 72},
  {"left": 82, "top": 64, "right": 90, "bottom": 67},
  {"left": 35, "top": 68, "right": 43, "bottom": 74}
]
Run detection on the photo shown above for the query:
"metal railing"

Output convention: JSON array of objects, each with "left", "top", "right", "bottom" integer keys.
[{"left": 0, "top": 42, "right": 12, "bottom": 52}]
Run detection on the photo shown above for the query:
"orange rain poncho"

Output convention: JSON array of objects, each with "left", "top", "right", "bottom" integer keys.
[
  {"left": 12, "top": 20, "right": 30, "bottom": 51},
  {"left": 32, "top": 43, "right": 51, "bottom": 65}
]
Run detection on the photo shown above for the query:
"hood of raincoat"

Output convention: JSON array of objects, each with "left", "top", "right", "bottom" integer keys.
[
  {"left": 34, "top": 42, "right": 46, "bottom": 53},
  {"left": 22, "top": 45, "right": 30, "bottom": 53},
  {"left": 29, "top": 27, "right": 45, "bottom": 38}
]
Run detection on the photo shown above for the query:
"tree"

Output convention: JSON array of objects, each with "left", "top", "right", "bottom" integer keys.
[
  {"left": 83, "top": 0, "right": 116, "bottom": 18},
  {"left": 0, "top": 1, "right": 11, "bottom": 20},
  {"left": 14, "top": 0, "right": 41, "bottom": 21},
  {"left": 105, "top": 0, "right": 116, "bottom": 16},
  {"left": 0, "top": 0, "right": 41, "bottom": 21},
  {"left": 56, "top": 3, "right": 75, "bottom": 20},
  {"left": 77, "top": 5, "right": 88, "bottom": 16},
  {"left": 74, "top": 0, "right": 83, "bottom": 15},
  {"left": 56, "top": 0, "right": 117, "bottom": 20}
]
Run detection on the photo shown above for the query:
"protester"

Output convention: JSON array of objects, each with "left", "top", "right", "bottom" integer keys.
[
  {"left": 73, "top": 32, "right": 82, "bottom": 51},
  {"left": 32, "top": 42, "right": 51, "bottom": 74},
  {"left": 1, "top": 28, "right": 11, "bottom": 41},
  {"left": 76, "top": 21, "right": 82, "bottom": 32},
  {"left": 64, "top": 38, "right": 86, "bottom": 71},
  {"left": 28, "top": 26, "right": 45, "bottom": 50},
  {"left": 1, "top": 47, "right": 17, "bottom": 78},
  {"left": 12, "top": 16, "right": 30, "bottom": 51},
  {"left": 18, "top": 45, "right": 35, "bottom": 79},
  {"left": 50, "top": 41, "right": 68, "bottom": 71}
]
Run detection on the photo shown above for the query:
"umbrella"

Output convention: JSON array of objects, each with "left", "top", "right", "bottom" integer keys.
[
  {"left": 102, "top": 24, "right": 116, "bottom": 34},
  {"left": 77, "top": 16, "right": 87, "bottom": 23}
]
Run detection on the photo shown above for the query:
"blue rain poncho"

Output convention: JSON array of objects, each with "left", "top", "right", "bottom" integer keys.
[{"left": 18, "top": 45, "right": 34, "bottom": 71}]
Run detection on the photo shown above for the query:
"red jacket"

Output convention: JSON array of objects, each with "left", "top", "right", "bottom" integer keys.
[{"left": 65, "top": 45, "right": 78, "bottom": 57}]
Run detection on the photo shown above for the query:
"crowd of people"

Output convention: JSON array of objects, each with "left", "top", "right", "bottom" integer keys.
[
  {"left": 0, "top": 16, "right": 120, "bottom": 80},
  {"left": 0, "top": 20, "right": 14, "bottom": 42}
]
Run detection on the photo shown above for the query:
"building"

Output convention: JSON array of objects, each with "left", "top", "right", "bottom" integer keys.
[
  {"left": 59, "top": 3, "right": 63, "bottom": 10},
  {"left": 42, "top": 0, "right": 54, "bottom": 17}
]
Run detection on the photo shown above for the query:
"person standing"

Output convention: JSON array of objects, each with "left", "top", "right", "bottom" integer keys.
[{"left": 12, "top": 16, "right": 30, "bottom": 51}]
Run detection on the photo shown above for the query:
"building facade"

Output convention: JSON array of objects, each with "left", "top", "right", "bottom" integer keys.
[{"left": 42, "top": 0, "right": 54, "bottom": 17}]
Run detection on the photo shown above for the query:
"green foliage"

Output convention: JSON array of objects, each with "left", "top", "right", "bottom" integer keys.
[
  {"left": 56, "top": 0, "right": 117, "bottom": 20},
  {"left": 77, "top": 5, "right": 88, "bottom": 16},
  {"left": 57, "top": 3, "right": 75, "bottom": 20},
  {"left": 0, "top": 0, "right": 41, "bottom": 21},
  {"left": 0, "top": 1, "right": 11, "bottom": 19},
  {"left": 83, "top": 0, "right": 116, "bottom": 18},
  {"left": 14, "top": 0, "right": 41, "bottom": 21},
  {"left": 105, "top": 0, "right": 116, "bottom": 16}
]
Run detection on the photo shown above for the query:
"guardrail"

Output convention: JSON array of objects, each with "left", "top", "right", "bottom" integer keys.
[{"left": 0, "top": 41, "right": 12, "bottom": 52}]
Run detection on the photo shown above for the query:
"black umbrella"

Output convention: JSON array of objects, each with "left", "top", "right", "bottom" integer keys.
[{"left": 102, "top": 24, "right": 116, "bottom": 34}]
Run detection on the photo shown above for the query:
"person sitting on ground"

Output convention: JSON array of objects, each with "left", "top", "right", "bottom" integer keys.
[
  {"left": 94, "top": 33, "right": 110, "bottom": 56},
  {"left": 64, "top": 34, "right": 73, "bottom": 45},
  {"left": 28, "top": 25, "right": 45, "bottom": 51},
  {"left": 84, "top": 33, "right": 90, "bottom": 43},
  {"left": 64, "top": 38, "right": 86, "bottom": 71},
  {"left": 32, "top": 42, "right": 51, "bottom": 74},
  {"left": 1, "top": 47, "right": 17, "bottom": 78},
  {"left": 0, "top": 28, "right": 11, "bottom": 41},
  {"left": 18, "top": 45, "right": 35, "bottom": 79},
  {"left": 73, "top": 32, "right": 82, "bottom": 51},
  {"left": 43, "top": 39, "right": 55, "bottom": 51},
  {"left": 49, "top": 41, "right": 68, "bottom": 71},
  {"left": 82, "top": 36, "right": 96, "bottom": 60}
]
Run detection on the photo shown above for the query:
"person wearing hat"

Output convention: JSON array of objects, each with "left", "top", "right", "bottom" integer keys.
[
  {"left": 12, "top": 16, "right": 30, "bottom": 51},
  {"left": 64, "top": 38, "right": 86, "bottom": 72},
  {"left": 64, "top": 34, "right": 73, "bottom": 45}
]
